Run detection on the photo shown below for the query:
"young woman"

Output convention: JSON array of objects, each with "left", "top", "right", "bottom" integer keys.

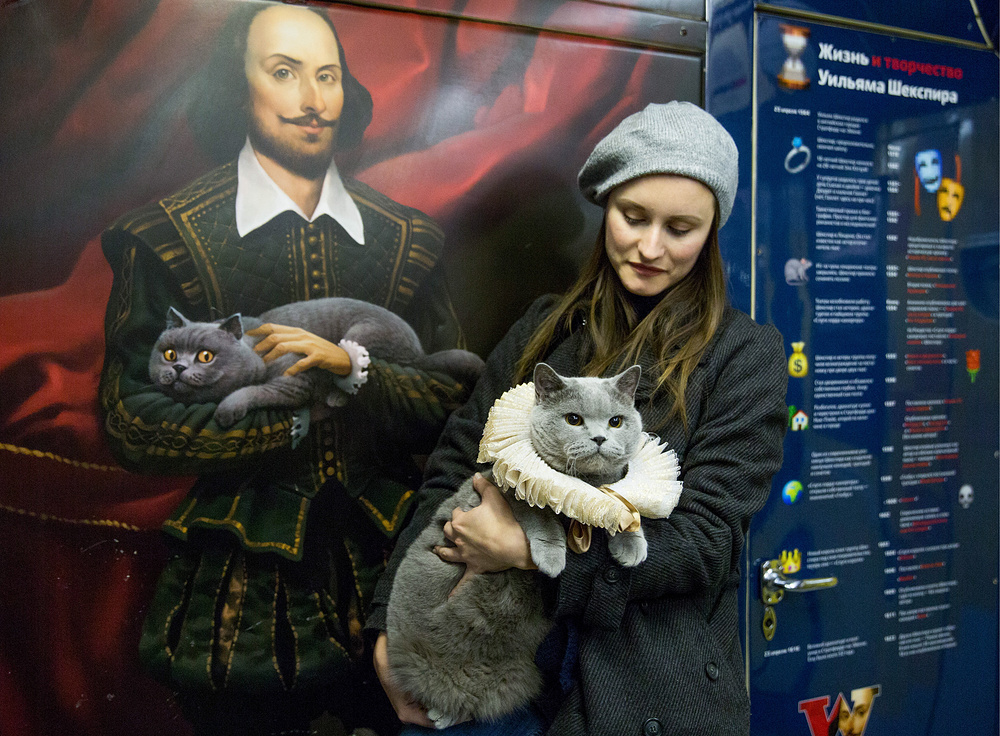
[{"left": 368, "top": 101, "right": 788, "bottom": 736}]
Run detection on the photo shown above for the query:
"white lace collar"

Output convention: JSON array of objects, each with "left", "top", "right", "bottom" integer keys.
[
  {"left": 235, "top": 139, "right": 365, "bottom": 243},
  {"left": 477, "top": 382, "right": 683, "bottom": 533}
]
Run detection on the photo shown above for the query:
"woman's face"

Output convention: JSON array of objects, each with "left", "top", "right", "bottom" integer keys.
[{"left": 604, "top": 174, "right": 716, "bottom": 297}]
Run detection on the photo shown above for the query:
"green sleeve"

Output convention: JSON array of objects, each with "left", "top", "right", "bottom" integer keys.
[
  {"left": 349, "top": 263, "right": 476, "bottom": 454},
  {"left": 99, "top": 232, "right": 297, "bottom": 476}
]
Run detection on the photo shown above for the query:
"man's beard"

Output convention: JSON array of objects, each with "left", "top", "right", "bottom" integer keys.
[{"left": 248, "top": 113, "right": 338, "bottom": 180}]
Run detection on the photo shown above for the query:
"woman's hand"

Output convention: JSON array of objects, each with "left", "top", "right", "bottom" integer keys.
[
  {"left": 246, "top": 323, "right": 351, "bottom": 376},
  {"left": 373, "top": 632, "right": 436, "bottom": 728},
  {"left": 435, "top": 473, "right": 536, "bottom": 593}
]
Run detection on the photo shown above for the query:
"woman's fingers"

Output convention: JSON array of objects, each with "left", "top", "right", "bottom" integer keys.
[
  {"left": 472, "top": 471, "right": 501, "bottom": 498},
  {"left": 434, "top": 544, "right": 462, "bottom": 563},
  {"left": 373, "top": 633, "right": 436, "bottom": 728}
]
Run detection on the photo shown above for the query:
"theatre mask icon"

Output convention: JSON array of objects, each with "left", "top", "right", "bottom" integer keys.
[
  {"left": 915, "top": 149, "right": 942, "bottom": 192},
  {"left": 937, "top": 178, "right": 965, "bottom": 221}
]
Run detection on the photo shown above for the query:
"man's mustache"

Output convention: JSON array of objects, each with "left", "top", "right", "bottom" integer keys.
[{"left": 280, "top": 114, "right": 337, "bottom": 127}]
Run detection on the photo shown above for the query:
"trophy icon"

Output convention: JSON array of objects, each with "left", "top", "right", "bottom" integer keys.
[{"left": 777, "top": 24, "right": 810, "bottom": 90}]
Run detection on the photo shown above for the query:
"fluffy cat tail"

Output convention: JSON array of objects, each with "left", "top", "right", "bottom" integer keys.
[{"left": 416, "top": 349, "right": 485, "bottom": 387}]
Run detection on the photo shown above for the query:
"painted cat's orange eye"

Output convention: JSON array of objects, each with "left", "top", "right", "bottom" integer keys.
[
  {"left": 608, "top": 416, "right": 623, "bottom": 428},
  {"left": 163, "top": 349, "right": 177, "bottom": 362},
  {"left": 196, "top": 350, "right": 215, "bottom": 364},
  {"left": 564, "top": 413, "right": 583, "bottom": 426}
]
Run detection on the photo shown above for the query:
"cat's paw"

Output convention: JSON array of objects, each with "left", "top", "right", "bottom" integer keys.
[
  {"left": 213, "top": 397, "right": 247, "bottom": 428},
  {"left": 531, "top": 538, "right": 567, "bottom": 578},
  {"left": 290, "top": 408, "right": 310, "bottom": 448},
  {"left": 335, "top": 339, "right": 370, "bottom": 394},
  {"left": 427, "top": 707, "right": 466, "bottom": 730},
  {"left": 608, "top": 529, "right": 647, "bottom": 567},
  {"left": 325, "top": 390, "right": 349, "bottom": 407}
]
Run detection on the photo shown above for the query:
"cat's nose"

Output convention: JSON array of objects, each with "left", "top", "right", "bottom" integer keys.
[
  {"left": 592, "top": 436, "right": 606, "bottom": 446},
  {"left": 173, "top": 365, "right": 187, "bottom": 375}
]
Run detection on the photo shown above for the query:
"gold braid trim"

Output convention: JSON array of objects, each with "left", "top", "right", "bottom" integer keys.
[
  {"left": 1, "top": 442, "right": 124, "bottom": 472},
  {"left": 104, "top": 390, "right": 294, "bottom": 459},
  {"left": 358, "top": 489, "right": 414, "bottom": 534},
  {"left": 0, "top": 501, "right": 140, "bottom": 531},
  {"left": 164, "top": 494, "right": 309, "bottom": 556}
]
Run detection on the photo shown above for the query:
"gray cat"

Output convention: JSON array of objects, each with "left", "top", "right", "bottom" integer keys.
[
  {"left": 148, "top": 298, "right": 484, "bottom": 429},
  {"left": 386, "top": 363, "right": 646, "bottom": 729}
]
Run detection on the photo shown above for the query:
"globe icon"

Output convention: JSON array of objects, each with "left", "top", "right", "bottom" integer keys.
[{"left": 782, "top": 480, "right": 803, "bottom": 505}]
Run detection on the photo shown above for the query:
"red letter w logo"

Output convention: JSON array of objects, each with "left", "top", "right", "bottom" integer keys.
[{"left": 798, "top": 686, "right": 880, "bottom": 736}]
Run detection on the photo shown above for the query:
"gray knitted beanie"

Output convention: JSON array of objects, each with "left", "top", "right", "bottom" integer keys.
[{"left": 578, "top": 101, "right": 739, "bottom": 227}]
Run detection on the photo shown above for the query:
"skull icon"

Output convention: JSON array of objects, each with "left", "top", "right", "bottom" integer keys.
[{"left": 958, "top": 485, "right": 974, "bottom": 509}]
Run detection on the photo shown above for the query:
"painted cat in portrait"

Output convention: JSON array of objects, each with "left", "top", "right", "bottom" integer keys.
[{"left": 148, "top": 297, "right": 484, "bottom": 428}]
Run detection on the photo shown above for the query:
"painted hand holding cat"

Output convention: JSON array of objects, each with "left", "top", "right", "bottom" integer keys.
[
  {"left": 248, "top": 322, "right": 353, "bottom": 377},
  {"left": 247, "top": 322, "right": 351, "bottom": 422}
]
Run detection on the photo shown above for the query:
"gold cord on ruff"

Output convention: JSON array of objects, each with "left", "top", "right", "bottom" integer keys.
[
  {"left": 599, "top": 486, "right": 642, "bottom": 532},
  {"left": 567, "top": 487, "right": 639, "bottom": 555},
  {"left": 477, "top": 382, "right": 683, "bottom": 539},
  {"left": 567, "top": 521, "right": 592, "bottom": 554}
]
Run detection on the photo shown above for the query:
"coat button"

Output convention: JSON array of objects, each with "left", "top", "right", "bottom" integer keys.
[
  {"left": 642, "top": 717, "right": 663, "bottom": 735},
  {"left": 603, "top": 567, "right": 620, "bottom": 583},
  {"left": 705, "top": 662, "right": 720, "bottom": 680}
]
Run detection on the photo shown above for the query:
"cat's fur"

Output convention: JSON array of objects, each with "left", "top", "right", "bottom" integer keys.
[
  {"left": 386, "top": 363, "right": 646, "bottom": 729},
  {"left": 148, "top": 298, "right": 484, "bottom": 428}
]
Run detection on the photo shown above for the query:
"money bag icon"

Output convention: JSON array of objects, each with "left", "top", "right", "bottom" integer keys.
[{"left": 788, "top": 341, "right": 808, "bottom": 377}]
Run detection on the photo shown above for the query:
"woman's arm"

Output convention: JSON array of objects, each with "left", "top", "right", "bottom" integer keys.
[
  {"left": 368, "top": 297, "right": 557, "bottom": 724},
  {"left": 550, "top": 321, "right": 788, "bottom": 628},
  {"left": 372, "top": 632, "right": 437, "bottom": 728},
  {"left": 364, "top": 295, "right": 556, "bottom": 630}
]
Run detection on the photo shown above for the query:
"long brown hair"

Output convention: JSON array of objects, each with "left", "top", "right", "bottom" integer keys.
[{"left": 515, "top": 205, "right": 728, "bottom": 430}]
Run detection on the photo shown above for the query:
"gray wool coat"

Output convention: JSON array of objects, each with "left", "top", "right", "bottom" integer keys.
[{"left": 368, "top": 294, "right": 788, "bottom": 736}]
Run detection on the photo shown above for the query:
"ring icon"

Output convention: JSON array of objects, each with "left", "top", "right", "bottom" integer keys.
[{"left": 784, "top": 136, "right": 811, "bottom": 174}]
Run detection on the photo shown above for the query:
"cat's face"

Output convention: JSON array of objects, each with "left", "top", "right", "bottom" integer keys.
[
  {"left": 529, "top": 363, "right": 642, "bottom": 486},
  {"left": 149, "top": 310, "right": 263, "bottom": 404}
]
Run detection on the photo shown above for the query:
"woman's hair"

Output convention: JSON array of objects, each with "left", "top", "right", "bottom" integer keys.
[
  {"left": 187, "top": 4, "right": 373, "bottom": 164},
  {"left": 515, "top": 201, "right": 728, "bottom": 430}
]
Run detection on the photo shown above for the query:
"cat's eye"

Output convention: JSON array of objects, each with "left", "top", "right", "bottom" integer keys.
[
  {"left": 608, "top": 416, "right": 623, "bottom": 428},
  {"left": 162, "top": 349, "right": 177, "bottom": 362},
  {"left": 196, "top": 350, "right": 215, "bottom": 364},
  {"left": 564, "top": 413, "right": 583, "bottom": 426}
]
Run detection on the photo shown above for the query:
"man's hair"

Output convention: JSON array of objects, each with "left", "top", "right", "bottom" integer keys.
[{"left": 187, "top": 4, "right": 373, "bottom": 164}]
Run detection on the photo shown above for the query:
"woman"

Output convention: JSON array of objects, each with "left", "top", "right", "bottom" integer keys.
[{"left": 367, "top": 101, "right": 788, "bottom": 736}]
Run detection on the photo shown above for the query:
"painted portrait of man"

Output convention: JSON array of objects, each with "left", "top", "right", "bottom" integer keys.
[{"left": 99, "top": 5, "right": 478, "bottom": 734}]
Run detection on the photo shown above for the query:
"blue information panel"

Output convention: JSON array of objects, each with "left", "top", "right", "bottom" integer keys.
[
  {"left": 750, "top": 14, "right": 998, "bottom": 736},
  {"left": 761, "top": 0, "right": 995, "bottom": 47}
]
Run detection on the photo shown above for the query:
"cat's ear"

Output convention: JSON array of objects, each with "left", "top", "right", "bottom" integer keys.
[
  {"left": 165, "top": 307, "right": 190, "bottom": 329},
  {"left": 533, "top": 362, "right": 565, "bottom": 401},
  {"left": 613, "top": 365, "right": 642, "bottom": 401},
  {"left": 217, "top": 313, "right": 244, "bottom": 341}
]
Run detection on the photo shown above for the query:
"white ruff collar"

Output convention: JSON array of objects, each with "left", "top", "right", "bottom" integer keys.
[{"left": 477, "top": 382, "right": 683, "bottom": 533}]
